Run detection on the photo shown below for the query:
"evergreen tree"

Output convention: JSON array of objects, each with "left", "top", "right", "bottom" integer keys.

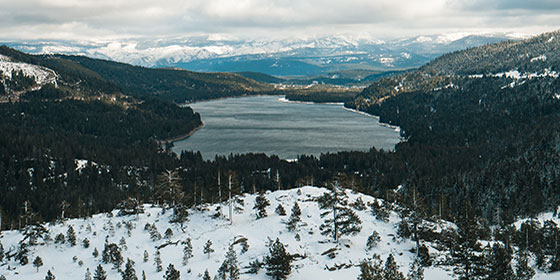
[
  {"left": 183, "top": 238, "right": 193, "bottom": 265},
  {"left": 33, "top": 256, "right": 43, "bottom": 272},
  {"left": 85, "top": 268, "right": 92, "bottom": 280},
  {"left": 451, "top": 205, "right": 486, "bottom": 280},
  {"left": 287, "top": 202, "right": 301, "bottom": 232},
  {"left": 44, "top": 270, "right": 55, "bottom": 280},
  {"left": 275, "top": 204, "right": 286, "bottom": 216},
  {"left": 217, "top": 245, "right": 240, "bottom": 280},
  {"left": 253, "top": 193, "right": 270, "bottom": 219},
  {"left": 92, "top": 248, "right": 99, "bottom": 258},
  {"left": 515, "top": 250, "right": 535, "bottom": 280},
  {"left": 154, "top": 250, "right": 163, "bottom": 272},
  {"left": 169, "top": 203, "right": 189, "bottom": 231},
  {"left": 102, "top": 243, "right": 124, "bottom": 270},
  {"left": 407, "top": 257, "right": 424, "bottom": 280},
  {"left": 318, "top": 182, "right": 362, "bottom": 242},
  {"left": 93, "top": 265, "right": 107, "bottom": 280},
  {"left": 366, "top": 231, "right": 381, "bottom": 250},
  {"left": 164, "top": 264, "right": 180, "bottom": 280},
  {"left": 143, "top": 250, "right": 149, "bottom": 263},
  {"left": 203, "top": 269, "right": 212, "bottom": 280},
  {"left": 67, "top": 225, "right": 77, "bottom": 246},
  {"left": 121, "top": 258, "right": 138, "bottom": 280},
  {"left": 142, "top": 271, "right": 146, "bottom": 280},
  {"left": 357, "top": 255, "right": 383, "bottom": 280},
  {"left": 265, "top": 238, "right": 292, "bottom": 280},
  {"left": 203, "top": 240, "right": 214, "bottom": 259},
  {"left": 383, "top": 254, "right": 405, "bottom": 280},
  {"left": 485, "top": 243, "right": 514, "bottom": 280}
]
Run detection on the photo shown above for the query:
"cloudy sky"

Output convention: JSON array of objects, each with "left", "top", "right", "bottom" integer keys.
[{"left": 1, "top": 0, "right": 559, "bottom": 41}]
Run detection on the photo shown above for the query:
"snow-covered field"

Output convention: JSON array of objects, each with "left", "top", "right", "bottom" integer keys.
[{"left": 1, "top": 186, "right": 559, "bottom": 279}]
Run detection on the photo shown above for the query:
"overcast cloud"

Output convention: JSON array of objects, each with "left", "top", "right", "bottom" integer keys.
[{"left": 0, "top": 0, "right": 559, "bottom": 41}]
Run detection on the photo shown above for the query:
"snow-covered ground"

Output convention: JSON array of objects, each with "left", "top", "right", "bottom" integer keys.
[
  {"left": 1, "top": 186, "right": 559, "bottom": 279},
  {"left": 0, "top": 54, "right": 58, "bottom": 91}
]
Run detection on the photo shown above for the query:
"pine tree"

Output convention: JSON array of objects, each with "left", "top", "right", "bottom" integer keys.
[
  {"left": 265, "top": 238, "right": 292, "bottom": 280},
  {"left": 217, "top": 245, "right": 240, "bottom": 280},
  {"left": 92, "top": 248, "right": 99, "bottom": 258},
  {"left": 142, "top": 271, "right": 146, "bottom": 280},
  {"left": 203, "top": 240, "right": 214, "bottom": 259},
  {"left": 154, "top": 250, "right": 163, "bottom": 272},
  {"left": 287, "top": 202, "right": 301, "bottom": 232},
  {"left": 515, "top": 249, "right": 535, "bottom": 280},
  {"left": 407, "top": 257, "right": 424, "bottom": 280},
  {"left": 253, "top": 193, "right": 270, "bottom": 219},
  {"left": 486, "top": 243, "right": 515, "bottom": 280},
  {"left": 318, "top": 182, "right": 362, "bottom": 242},
  {"left": 33, "top": 256, "right": 43, "bottom": 272},
  {"left": 275, "top": 204, "right": 286, "bottom": 216},
  {"left": 451, "top": 207, "right": 486, "bottom": 280},
  {"left": 183, "top": 238, "right": 193, "bottom": 265},
  {"left": 357, "top": 256, "right": 383, "bottom": 280},
  {"left": 383, "top": 254, "right": 405, "bottom": 280},
  {"left": 366, "top": 231, "right": 381, "bottom": 250},
  {"left": 143, "top": 250, "right": 149, "bottom": 263},
  {"left": 67, "top": 225, "right": 77, "bottom": 246},
  {"left": 164, "top": 264, "right": 180, "bottom": 280},
  {"left": 84, "top": 268, "right": 92, "bottom": 280},
  {"left": 121, "top": 258, "right": 138, "bottom": 280},
  {"left": 203, "top": 269, "right": 212, "bottom": 280},
  {"left": 93, "top": 265, "right": 107, "bottom": 280},
  {"left": 44, "top": 270, "right": 55, "bottom": 280}
]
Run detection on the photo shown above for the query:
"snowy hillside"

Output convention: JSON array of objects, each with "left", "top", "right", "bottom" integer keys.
[
  {"left": 0, "top": 54, "right": 57, "bottom": 95},
  {"left": 1, "top": 186, "right": 559, "bottom": 279}
]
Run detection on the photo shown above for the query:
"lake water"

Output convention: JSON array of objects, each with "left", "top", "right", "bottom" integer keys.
[{"left": 173, "top": 96, "right": 401, "bottom": 160}]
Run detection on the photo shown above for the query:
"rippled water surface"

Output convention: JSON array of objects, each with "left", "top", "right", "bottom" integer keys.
[{"left": 173, "top": 96, "right": 401, "bottom": 159}]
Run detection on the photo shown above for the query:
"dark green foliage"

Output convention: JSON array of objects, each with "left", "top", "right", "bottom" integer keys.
[
  {"left": 286, "top": 202, "right": 302, "bottom": 232},
  {"left": 182, "top": 238, "right": 193, "bottom": 265},
  {"left": 450, "top": 208, "right": 486, "bottom": 280},
  {"left": 217, "top": 245, "right": 239, "bottom": 280},
  {"left": 275, "top": 204, "right": 286, "bottom": 216},
  {"left": 203, "top": 240, "right": 214, "bottom": 259},
  {"left": 67, "top": 225, "right": 77, "bottom": 246},
  {"left": 357, "top": 255, "right": 383, "bottom": 280},
  {"left": 203, "top": 269, "right": 212, "bottom": 280},
  {"left": 407, "top": 257, "right": 424, "bottom": 280},
  {"left": 366, "top": 231, "right": 381, "bottom": 250},
  {"left": 83, "top": 238, "right": 90, "bottom": 248},
  {"left": 383, "top": 254, "right": 406, "bottom": 280},
  {"left": 253, "top": 193, "right": 270, "bottom": 219},
  {"left": 265, "top": 238, "right": 292, "bottom": 280},
  {"left": 164, "top": 264, "right": 180, "bottom": 280},
  {"left": 102, "top": 243, "right": 123, "bottom": 270},
  {"left": 93, "top": 265, "right": 107, "bottom": 280},
  {"left": 515, "top": 250, "right": 535, "bottom": 280},
  {"left": 154, "top": 250, "right": 162, "bottom": 272},
  {"left": 44, "top": 270, "right": 55, "bottom": 280},
  {"left": 33, "top": 256, "right": 43, "bottom": 272},
  {"left": 485, "top": 243, "right": 515, "bottom": 280},
  {"left": 318, "top": 183, "right": 362, "bottom": 242},
  {"left": 121, "top": 259, "right": 138, "bottom": 280}
]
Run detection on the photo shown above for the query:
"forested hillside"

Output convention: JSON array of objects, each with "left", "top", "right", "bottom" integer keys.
[{"left": 346, "top": 30, "right": 560, "bottom": 223}]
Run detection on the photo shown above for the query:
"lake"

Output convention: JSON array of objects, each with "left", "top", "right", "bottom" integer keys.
[{"left": 173, "top": 96, "right": 401, "bottom": 160}]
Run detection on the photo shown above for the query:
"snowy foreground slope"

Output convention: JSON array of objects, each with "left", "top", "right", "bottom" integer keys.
[{"left": 0, "top": 186, "right": 559, "bottom": 279}]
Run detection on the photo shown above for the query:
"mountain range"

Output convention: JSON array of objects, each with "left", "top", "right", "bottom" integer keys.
[{"left": 2, "top": 33, "right": 524, "bottom": 77}]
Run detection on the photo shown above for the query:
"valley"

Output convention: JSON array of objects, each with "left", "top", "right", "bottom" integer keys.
[{"left": 1, "top": 29, "right": 560, "bottom": 280}]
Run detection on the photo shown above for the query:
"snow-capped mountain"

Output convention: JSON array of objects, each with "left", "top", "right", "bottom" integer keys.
[
  {"left": 1, "top": 186, "right": 559, "bottom": 280},
  {"left": 2, "top": 33, "right": 523, "bottom": 77}
]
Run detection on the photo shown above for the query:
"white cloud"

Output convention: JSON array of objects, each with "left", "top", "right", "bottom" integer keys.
[{"left": 0, "top": 0, "right": 558, "bottom": 41}]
